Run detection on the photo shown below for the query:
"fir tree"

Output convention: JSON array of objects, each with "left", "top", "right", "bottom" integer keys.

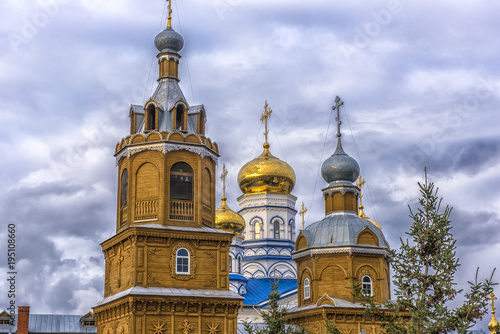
[
  {"left": 243, "top": 279, "right": 305, "bottom": 334},
  {"left": 354, "top": 172, "right": 496, "bottom": 334}
]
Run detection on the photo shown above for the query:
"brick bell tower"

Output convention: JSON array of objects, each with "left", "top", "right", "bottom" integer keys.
[{"left": 93, "top": 2, "right": 243, "bottom": 333}]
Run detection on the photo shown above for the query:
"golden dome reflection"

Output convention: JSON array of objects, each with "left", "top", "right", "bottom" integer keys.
[
  {"left": 238, "top": 143, "right": 296, "bottom": 195},
  {"left": 215, "top": 196, "right": 246, "bottom": 236}
]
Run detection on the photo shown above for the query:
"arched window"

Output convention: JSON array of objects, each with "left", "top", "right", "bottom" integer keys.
[
  {"left": 238, "top": 256, "right": 242, "bottom": 274},
  {"left": 170, "top": 162, "right": 193, "bottom": 200},
  {"left": 273, "top": 220, "right": 280, "bottom": 239},
  {"left": 229, "top": 255, "right": 233, "bottom": 273},
  {"left": 254, "top": 221, "right": 261, "bottom": 240},
  {"left": 362, "top": 275, "right": 372, "bottom": 296},
  {"left": 288, "top": 223, "right": 293, "bottom": 240},
  {"left": 120, "top": 169, "right": 128, "bottom": 208},
  {"left": 304, "top": 278, "right": 310, "bottom": 299},
  {"left": 146, "top": 104, "right": 156, "bottom": 131},
  {"left": 176, "top": 248, "right": 190, "bottom": 274}
]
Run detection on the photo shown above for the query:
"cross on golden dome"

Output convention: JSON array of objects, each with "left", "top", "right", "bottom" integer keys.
[
  {"left": 221, "top": 163, "right": 228, "bottom": 198},
  {"left": 356, "top": 175, "right": 367, "bottom": 218},
  {"left": 298, "top": 202, "right": 307, "bottom": 230},
  {"left": 260, "top": 100, "right": 273, "bottom": 146},
  {"left": 489, "top": 292, "right": 499, "bottom": 333}
]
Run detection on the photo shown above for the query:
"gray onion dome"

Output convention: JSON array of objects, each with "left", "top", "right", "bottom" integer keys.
[
  {"left": 154, "top": 27, "right": 184, "bottom": 53},
  {"left": 321, "top": 139, "right": 360, "bottom": 184}
]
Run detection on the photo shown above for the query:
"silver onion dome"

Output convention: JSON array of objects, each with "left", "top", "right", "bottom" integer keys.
[
  {"left": 321, "top": 140, "right": 360, "bottom": 184},
  {"left": 154, "top": 27, "right": 184, "bottom": 53},
  {"left": 301, "top": 213, "right": 389, "bottom": 249}
]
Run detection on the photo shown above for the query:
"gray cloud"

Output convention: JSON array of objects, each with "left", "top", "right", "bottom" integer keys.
[{"left": 0, "top": 0, "right": 499, "bottom": 330}]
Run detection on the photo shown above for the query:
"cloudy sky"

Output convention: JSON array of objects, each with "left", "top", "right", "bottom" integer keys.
[{"left": 1, "top": 0, "right": 499, "bottom": 329}]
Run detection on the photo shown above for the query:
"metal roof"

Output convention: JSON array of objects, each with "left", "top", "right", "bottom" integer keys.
[
  {"left": 95, "top": 286, "right": 243, "bottom": 307},
  {"left": 241, "top": 278, "right": 297, "bottom": 306},
  {"left": 0, "top": 314, "right": 96, "bottom": 334}
]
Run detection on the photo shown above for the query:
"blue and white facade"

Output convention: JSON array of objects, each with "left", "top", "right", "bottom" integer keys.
[
  {"left": 228, "top": 192, "right": 298, "bottom": 322},
  {"left": 239, "top": 193, "right": 297, "bottom": 279}
]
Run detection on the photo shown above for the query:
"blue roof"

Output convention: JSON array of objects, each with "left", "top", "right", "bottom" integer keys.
[{"left": 242, "top": 278, "right": 297, "bottom": 306}]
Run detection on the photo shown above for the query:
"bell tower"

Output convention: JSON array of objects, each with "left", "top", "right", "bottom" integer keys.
[{"left": 93, "top": 2, "right": 243, "bottom": 333}]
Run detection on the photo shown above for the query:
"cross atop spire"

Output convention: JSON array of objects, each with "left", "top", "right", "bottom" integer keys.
[
  {"left": 167, "top": 0, "right": 173, "bottom": 28},
  {"left": 491, "top": 293, "right": 497, "bottom": 313},
  {"left": 221, "top": 163, "right": 228, "bottom": 199},
  {"left": 260, "top": 100, "right": 273, "bottom": 146},
  {"left": 298, "top": 202, "right": 308, "bottom": 230},
  {"left": 332, "top": 96, "right": 344, "bottom": 139},
  {"left": 356, "top": 175, "right": 367, "bottom": 218}
]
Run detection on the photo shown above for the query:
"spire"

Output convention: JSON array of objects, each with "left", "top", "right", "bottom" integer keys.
[
  {"left": 167, "top": 0, "right": 172, "bottom": 28},
  {"left": 260, "top": 100, "right": 273, "bottom": 149},
  {"left": 320, "top": 96, "right": 360, "bottom": 184}
]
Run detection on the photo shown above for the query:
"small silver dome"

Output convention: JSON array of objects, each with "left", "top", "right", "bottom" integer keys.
[
  {"left": 302, "top": 213, "right": 389, "bottom": 249},
  {"left": 321, "top": 139, "right": 360, "bottom": 184},
  {"left": 154, "top": 27, "right": 184, "bottom": 53}
]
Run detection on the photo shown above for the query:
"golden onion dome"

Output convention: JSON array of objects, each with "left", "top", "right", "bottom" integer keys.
[
  {"left": 238, "top": 143, "right": 296, "bottom": 195},
  {"left": 359, "top": 205, "right": 382, "bottom": 231},
  {"left": 215, "top": 196, "right": 245, "bottom": 236}
]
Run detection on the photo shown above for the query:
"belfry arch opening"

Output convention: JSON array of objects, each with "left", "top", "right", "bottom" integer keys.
[
  {"left": 145, "top": 104, "right": 156, "bottom": 131},
  {"left": 175, "top": 104, "right": 186, "bottom": 131},
  {"left": 169, "top": 162, "right": 194, "bottom": 221}
]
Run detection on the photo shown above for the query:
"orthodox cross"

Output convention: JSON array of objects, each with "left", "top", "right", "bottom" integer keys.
[
  {"left": 332, "top": 96, "right": 344, "bottom": 139},
  {"left": 492, "top": 293, "right": 497, "bottom": 314},
  {"left": 166, "top": 0, "right": 172, "bottom": 28},
  {"left": 221, "top": 163, "right": 228, "bottom": 198},
  {"left": 298, "top": 202, "right": 307, "bottom": 230},
  {"left": 260, "top": 100, "right": 273, "bottom": 144},
  {"left": 356, "top": 175, "right": 366, "bottom": 205}
]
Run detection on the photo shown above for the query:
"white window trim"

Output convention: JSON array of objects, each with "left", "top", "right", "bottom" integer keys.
[
  {"left": 304, "top": 278, "right": 310, "bottom": 299},
  {"left": 175, "top": 248, "right": 190, "bottom": 275},
  {"left": 362, "top": 275, "right": 372, "bottom": 296}
]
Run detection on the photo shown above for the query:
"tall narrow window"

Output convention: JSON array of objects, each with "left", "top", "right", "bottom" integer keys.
[
  {"left": 170, "top": 163, "right": 193, "bottom": 200},
  {"left": 120, "top": 169, "right": 128, "bottom": 208},
  {"left": 273, "top": 220, "right": 280, "bottom": 239},
  {"left": 229, "top": 256, "right": 233, "bottom": 273},
  {"left": 304, "top": 278, "right": 310, "bottom": 299},
  {"left": 288, "top": 223, "right": 293, "bottom": 240},
  {"left": 238, "top": 256, "right": 242, "bottom": 274},
  {"left": 362, "top": 275, "right": 372, "bottom": 296},
  {"left": 254, "top": 221, "right": 261, "bottom": 240},
  {"left": 176, "top": 105, "right": 184, "bottom": 131},
  {"left": 146, "top": 104, "right": 156, "bottom": 131},
  {"left": 176, "top": 248, "right": 190, "bottom": 274}
]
